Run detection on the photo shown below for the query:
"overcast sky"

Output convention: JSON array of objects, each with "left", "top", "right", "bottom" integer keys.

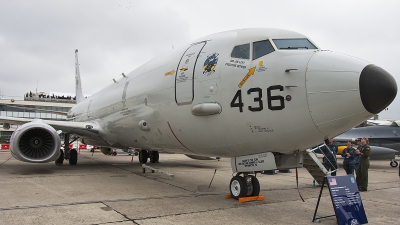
[{"left": 1, "top": 0, "right": 399, "bottom": 119}]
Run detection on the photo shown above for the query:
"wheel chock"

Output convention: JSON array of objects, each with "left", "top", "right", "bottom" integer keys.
[
  {"left": 239, "top": 195, "right": 264, "bottom": 203},
  {"left": 225, "top": 194, "right": 264, "bottom": 202}
]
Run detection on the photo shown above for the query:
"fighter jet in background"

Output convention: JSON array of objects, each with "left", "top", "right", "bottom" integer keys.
[
  {"left": 363, "top": 119, "right": 399, "bottom": 126},
  {"left": 335, "top": 124, "right": 400, "bottom": 167}
]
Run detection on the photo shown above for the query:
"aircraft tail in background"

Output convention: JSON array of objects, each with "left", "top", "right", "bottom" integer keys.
[{"left": 74, "top": 49, "right": 85, "bottom": 104}]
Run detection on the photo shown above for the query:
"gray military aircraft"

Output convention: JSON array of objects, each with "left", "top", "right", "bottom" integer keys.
[
  {"left": 335, "top": 124, "right": 400, "bottom": 167},
  {"left": 0, "top": 28, "right": 397, "bottom": 199}
]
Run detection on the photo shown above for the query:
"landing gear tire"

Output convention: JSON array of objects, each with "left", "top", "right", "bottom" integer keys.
[
  {"left": 139, "top": 150, "right": 148, "bottom": 164},
  {"left": 55, "top": 150, "right": 64, "bottom": 166},
  {"left": 250, "top": 176, "right": 260, "bottom": 196},
  {"left": 64, "top": 149, "right": 70, "bottom": 160},
  {"left": 390, "top": 160, "right": 398, "bottom": 168},
  {"left": 230, "top": 176, "right": 247, "bottom": 200},
  {"left": 150, "top": 151, "right": 159, "bottom": 163},
  {"left": 69, "top": 149, "right": 78, "bottom": 165}
]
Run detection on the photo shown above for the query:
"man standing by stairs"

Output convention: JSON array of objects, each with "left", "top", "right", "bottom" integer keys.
[
  {"left": 353, "top": 138, "right": 362, "bottom": 175},
  {"left": 321, "top": 138, "right": 338, "bottom": 176}
]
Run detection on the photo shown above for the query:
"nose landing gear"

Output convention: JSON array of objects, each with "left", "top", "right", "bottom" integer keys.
[
  {"left": 229, "top": 173, "right": 260, "bottom": 200},
  {"left": 390, "top": 159, "right": 398, "bottom": 168}
]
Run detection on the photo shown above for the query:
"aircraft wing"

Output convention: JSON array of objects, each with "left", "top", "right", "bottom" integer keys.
[
  {"left": 0, "top": 116, "right": 99, "bottom": 135},
  {"left": 365, "top": 119, "right": 394, "bottom": 126}
]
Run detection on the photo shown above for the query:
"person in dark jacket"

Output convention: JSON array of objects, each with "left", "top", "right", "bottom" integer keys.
[
  {"left": 353, "top": 138, "right": 361, "bottom": 174},
  {"left": 356, "top": 137, "right": 370, "bottom": 192},
  {"left": 341, "top": 141, "right": 355, "bottom": 175},
  {"left": 321, "top": 138, "right": 338, "bottom": 176}
]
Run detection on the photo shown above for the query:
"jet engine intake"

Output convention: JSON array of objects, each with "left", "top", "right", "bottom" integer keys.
[{"left": 10, "top": 121, "right": 61, "bottom": 163}]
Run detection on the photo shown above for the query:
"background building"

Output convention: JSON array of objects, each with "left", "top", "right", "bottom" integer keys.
[{"left": 0, "top": 96, "right": 75, "bottom": 143}]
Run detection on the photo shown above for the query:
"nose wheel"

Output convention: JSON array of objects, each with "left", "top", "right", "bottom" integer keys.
[{"left": 229, "top": 174, "right": 260, "bottom": 200}]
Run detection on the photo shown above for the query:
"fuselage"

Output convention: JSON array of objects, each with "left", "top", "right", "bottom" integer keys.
[{"left": 67, "top": 28, "right": 397, "bottom": 158}]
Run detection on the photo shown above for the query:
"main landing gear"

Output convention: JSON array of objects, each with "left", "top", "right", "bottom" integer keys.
[
  {"left": 139, "top": 150, "right": 160, "bottom": 173},
  {"left": 139, "top": 150, "right": 159, "bottom": 164},
  {"left": 69, "top": 149, "right": 78, "bottom": 165},
  {"left": 55, "top": 133, "right": 78, "bottom": 166},
  {"left": 55, "top": 149, "right": 64, "bottom": 166},
  {"left": 229, "top": 173, "right": 260, "bottom": 200},
  {"left": 55, "top": 148, "right": 78, "bottom": 165}
]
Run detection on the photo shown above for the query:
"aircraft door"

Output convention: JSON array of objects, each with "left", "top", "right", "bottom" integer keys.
[{"left": 175, "top": 42, "right": 206, "bottom": 105}]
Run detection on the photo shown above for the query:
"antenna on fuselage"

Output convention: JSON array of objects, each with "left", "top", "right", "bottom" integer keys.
[{"left": 75, "top": 49, "right": 85, "bottom": 104}]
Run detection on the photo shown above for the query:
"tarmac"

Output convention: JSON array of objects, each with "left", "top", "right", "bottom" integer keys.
[{"left": 0, "top": 150, "right": 398, "bottom": 225}]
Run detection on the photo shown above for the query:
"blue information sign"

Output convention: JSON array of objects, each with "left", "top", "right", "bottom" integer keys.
[{"left": 327, "top": 175, "right": 368, "bottom": 225}]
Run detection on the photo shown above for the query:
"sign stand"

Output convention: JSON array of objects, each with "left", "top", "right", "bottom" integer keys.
[
  {"left": 312, "top": 175, "right": 368, "bottom": 224},
  {"left": 312, "top": 177, "right": 335, "bottom": 223}
]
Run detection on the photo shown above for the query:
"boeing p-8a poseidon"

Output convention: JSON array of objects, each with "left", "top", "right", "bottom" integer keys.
[{"left": 1, "top": 28, "right": 397, "bottom": 199}]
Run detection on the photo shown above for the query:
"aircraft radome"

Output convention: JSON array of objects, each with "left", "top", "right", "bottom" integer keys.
[{"left": 0, "top": 28, "right": 397, "bottom": 199}]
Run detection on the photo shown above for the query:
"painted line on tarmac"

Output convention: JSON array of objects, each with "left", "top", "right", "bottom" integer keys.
[{"left": 0, "top": 157, "right": 12, "bottom": 166}]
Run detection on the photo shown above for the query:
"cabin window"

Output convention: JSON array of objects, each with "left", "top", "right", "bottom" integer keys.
[
  {"left": 231, "top": 43, "right": 250, "bottom": 59},
  {"left": 253, "top": 40, "right": 275, "bottom": 60},
  {"left": 273, "top": 38, "right": 317, "bottom": 50}
]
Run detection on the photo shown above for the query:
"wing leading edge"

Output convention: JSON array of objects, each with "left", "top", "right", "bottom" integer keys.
[{"left": 0, "top": 116, "right": 99, "bottom": 136}]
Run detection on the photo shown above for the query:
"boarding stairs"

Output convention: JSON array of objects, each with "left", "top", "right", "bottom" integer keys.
[{"left": 302, "top": 145, "right": 331, "bottom": 185}]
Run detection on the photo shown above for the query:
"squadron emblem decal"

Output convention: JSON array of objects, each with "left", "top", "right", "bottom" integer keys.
[{"left": 203, "top": 52, "right": 219, "bottom": 76}]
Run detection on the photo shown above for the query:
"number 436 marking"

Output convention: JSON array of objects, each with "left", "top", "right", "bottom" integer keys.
[{"left": 230, "top": 85, "right": 285, "bottom": 112}]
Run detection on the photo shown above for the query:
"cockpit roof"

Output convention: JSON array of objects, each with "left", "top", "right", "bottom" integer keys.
[{"left": 196, "top": 28, "right": 319, "bottom": 50}]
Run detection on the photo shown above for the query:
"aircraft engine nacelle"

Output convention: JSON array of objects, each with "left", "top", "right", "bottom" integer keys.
[
  {"left": 9, "top": 121, "right": 61, "bottom": 163},
  {"left": 100, "top": 147, "right": 112, "bottom": 155}
]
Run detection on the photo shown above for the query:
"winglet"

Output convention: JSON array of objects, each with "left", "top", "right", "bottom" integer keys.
[{"left": 75, "top": 49, "right": 85, "bottom": 104}]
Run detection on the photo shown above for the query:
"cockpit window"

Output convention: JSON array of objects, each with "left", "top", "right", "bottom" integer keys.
[
  {"left": 273, "top": 38, "right": 317, "bottom": 50},
  {"left": 390, "top": 121, "right": 400, "bottom": 127},
  {"left": 253, "top": 40, "right": 274, "bottom": 60},
  {"left": 231, "top": 43, "right": 250, "bottom": 59}
]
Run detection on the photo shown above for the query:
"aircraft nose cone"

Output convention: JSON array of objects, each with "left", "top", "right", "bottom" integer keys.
[{"left": 359, "top": 64, "right": 397, "bottom": 114}]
